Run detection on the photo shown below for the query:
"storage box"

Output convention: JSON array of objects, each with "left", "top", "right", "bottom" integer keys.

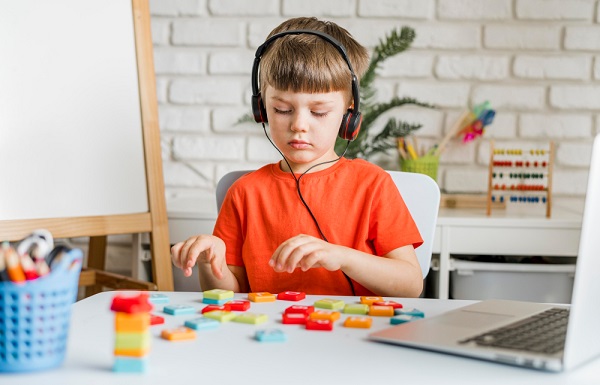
[
  {"left": 450, "top": 258, "right": 575, "bottom": 304},
  {"left": 1, "top": 249, "right": 83, "bottom": 373}
]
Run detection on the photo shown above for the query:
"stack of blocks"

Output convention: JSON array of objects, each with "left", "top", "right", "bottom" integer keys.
[{"left": 110, "top": 293, "right": 153, "bottom": 373}]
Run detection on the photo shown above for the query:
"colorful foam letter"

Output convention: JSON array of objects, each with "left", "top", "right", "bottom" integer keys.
[
  {"left": 233, "top": 312, "right": 268, "bottom": 325},
  {"left": 248, "top": 292, "right": 276, "bottom": 302},
  {"left": 314, "top": 298, "right": 345, "bottom": 310},
  {"left": 277, "top": 291, "right": 306, "bottom": 301},
  {"left": 282, "top": 312, "right": 308, "bottom": 325},
  {"left": 306, "top": 319, "right": 333, "bottom": 331},
  {"left": 343, "top": 304, "right": 369, "bottom": 315},
  {"left": 255, "top": 329, "right": 287, "bottom": 342},
  {"left": 163, "top": 305, "right": 196, "bottom": 316},
  {"left": 184, "top": 317, "right": 220, "bottom": 331},
  {"left": 227, "top": 299, "right": 251, "bottom": 311},
  {"left": 203, "top": 289, "right": 234, "bottom": 301},
  {"left": 343, "top": 316, "right": 372, "bottom": 329},
  {"left": 160, "top": 327, "right": 197, "bottom": 341}
]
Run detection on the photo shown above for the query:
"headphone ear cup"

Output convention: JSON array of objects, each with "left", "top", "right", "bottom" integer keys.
[
  {"left": 251, "top": 94, "right": 268, "bottom": 123},
  {"left": 338, "top": 110, "right": 362, "bottom": 141}
]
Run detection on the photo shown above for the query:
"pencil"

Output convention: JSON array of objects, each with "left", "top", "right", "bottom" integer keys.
[
  {"left": 412, "top": 136, "right": 420, "bottom": 156},
  {"left": 406, "top": 143, "right": 418, "bottom": 160},
  {"left": 397, "top": 138, "right": 408, "bottom": 160}
]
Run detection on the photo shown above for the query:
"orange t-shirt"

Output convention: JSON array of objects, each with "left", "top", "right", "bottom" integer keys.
[{"left": 213, "top": 158, "right": 423, "bottom": 296}]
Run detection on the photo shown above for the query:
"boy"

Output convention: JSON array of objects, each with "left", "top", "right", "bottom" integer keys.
[{"left": 171, "top": 17, "right": 424, "bottom": 297}]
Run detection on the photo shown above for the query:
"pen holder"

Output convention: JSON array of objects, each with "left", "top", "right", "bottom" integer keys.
[
  {"left": 0, "top": 248, "right": 83, "bottom": 373},
  {"left": 400, "top": 155, "right": 439, "bottom": 182}
]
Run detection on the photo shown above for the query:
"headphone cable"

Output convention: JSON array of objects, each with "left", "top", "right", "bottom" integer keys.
[{"left": 262, "top": 123, "right": 356, "bottom": 295}]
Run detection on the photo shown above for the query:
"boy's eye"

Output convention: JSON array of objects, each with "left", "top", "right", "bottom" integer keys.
[
  {"left": 312, "top": 111, "right": 328, "bottom": 117},
  {"left": 273, "top": 108, "right": 291, "bottom": 115}
]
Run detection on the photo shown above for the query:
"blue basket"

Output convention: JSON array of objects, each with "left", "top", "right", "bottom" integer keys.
[{"left": 0, "top": 249, "right": 82, "bottom": 373}]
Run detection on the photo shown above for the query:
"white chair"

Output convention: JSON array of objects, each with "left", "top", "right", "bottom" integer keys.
[
  {"left": 216, "top": 169, "right": 440, "bottom": 278},
  {"left": 385, "top": 171, "right": 440, "bottom": 278}
]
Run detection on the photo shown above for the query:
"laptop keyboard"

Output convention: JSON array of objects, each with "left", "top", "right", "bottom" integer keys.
[{"left": 459, "top": 308, "right": 569, "bottom": 355}]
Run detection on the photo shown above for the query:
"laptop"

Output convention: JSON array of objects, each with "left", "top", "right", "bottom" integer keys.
[{"left": 369, "top": 134, "right": 600, "bottom": 372}]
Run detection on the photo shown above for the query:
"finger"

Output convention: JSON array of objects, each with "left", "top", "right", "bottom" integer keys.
[
  {"left": 299, "top": 251, "right": 324, "bottom": 271},
  {"left": 269, "top": 240, "right": 291, "bottom": 272},
  {"left": 270, "top": 235, "right": 314, "bottom": 273},
  {"left": 170, "top": 242, "right": 184, "bottom": 268},
  {"left": 284, "top": 242, "right": 320, "bottom": 273},
  {"left": 178, "top": 236, "right": 213, "bottom": 277},
  {"left": 178, "top": 237, "right": 198, "bottom": 269},
  {"left": 271, "top": 239, "right": 300, "bottom": 272}
]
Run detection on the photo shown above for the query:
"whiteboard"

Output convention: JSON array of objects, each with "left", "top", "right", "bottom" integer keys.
[{"left": 0, "top": 0, "right": 149, "bottom": 220}]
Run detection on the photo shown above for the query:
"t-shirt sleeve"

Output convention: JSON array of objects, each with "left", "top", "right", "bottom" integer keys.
[
  {"left": 213, "top": 187, "right": 245, "bottom": 267},
  {"left": 370, "top": 174, "right": 423, "bottom": 256}
]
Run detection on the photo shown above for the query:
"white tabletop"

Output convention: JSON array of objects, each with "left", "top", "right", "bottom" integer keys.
[{"left": 4, "top": 292, "right": 599, "bottom": 385}]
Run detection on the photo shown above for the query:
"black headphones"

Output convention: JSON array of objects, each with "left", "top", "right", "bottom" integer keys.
[{"left": 251, "top": 29, "right": 362, "bottom": 141}]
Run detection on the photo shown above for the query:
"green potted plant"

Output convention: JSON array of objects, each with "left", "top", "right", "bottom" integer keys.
[{"left": 335, "top": 26, "right": 433, "bottom": 160}]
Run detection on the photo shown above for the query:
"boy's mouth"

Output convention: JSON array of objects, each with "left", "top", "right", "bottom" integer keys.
[{"left": 289, "top": 140, "right": 311, "bottom": 149}]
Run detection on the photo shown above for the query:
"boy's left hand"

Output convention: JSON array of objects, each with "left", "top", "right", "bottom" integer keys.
[{"left": 269, "top": 234, "right": 346, "bottom": 273}]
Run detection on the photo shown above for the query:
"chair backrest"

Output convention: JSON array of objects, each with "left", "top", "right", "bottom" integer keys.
[
  {"left": 385, "top": 171, "right": 440, "bottom": 278},
  {"left": 216, "top": 170, "right": 440, "bottom": 278}
]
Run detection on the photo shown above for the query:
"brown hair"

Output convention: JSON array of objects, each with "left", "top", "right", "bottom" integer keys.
[{"left": 258, "top": 17, "right": 369, "bottom": 104}]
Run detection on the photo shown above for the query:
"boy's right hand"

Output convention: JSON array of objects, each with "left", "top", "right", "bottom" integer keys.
[{"left": 170, "top": 235, "right": 226, "bottom": 279}]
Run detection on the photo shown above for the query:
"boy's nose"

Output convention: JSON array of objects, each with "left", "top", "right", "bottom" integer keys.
[{"left": 290, "top": 112, "right": 309, "bottom": 132}]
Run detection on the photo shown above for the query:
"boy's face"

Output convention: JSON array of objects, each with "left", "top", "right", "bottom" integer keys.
[{"left": 264, "top": 86, "right": 348, "bottom": 173}]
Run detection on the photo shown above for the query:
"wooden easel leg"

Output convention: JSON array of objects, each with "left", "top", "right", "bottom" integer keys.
[
  {"left": 86, "top": 235, "right": 107, "bottom": 297},
  {"left": 150, "top": 230, "right": 174, "bottom": 291}
]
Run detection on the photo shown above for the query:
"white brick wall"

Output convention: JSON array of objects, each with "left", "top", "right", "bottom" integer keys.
[
  {"left": 358, "top": 0, "right": 434, "bottom": 19},
  {"left": 435, "top": 55, "right": 510, "bottom": 80},
  {"left": 149, "top": 0, "right": 600, "bottom": 207},
  {"left": 550, "top": 86, "right": 600, "bottom": 110},
  {"left": 515, "top": 0, "right": 595, "bottom": 20},
  {"left": 472, "top": 85, "right": 546, "bottom": 110},
  {"left": 209, "top": 0, "right": 279, "bottom": 16},
  {"left": 484, "top": 25, "right": 561, "bottom": 50},
  {"left": 564, "top": 26, "right": 600, "bottom": 50},
  {"left": 284, "top": 0, "right": 355, "bottom": 17},
  {"left": 438, "top": 0, "right": 512, "bottom": 20},
  {"left": 519, "top": 114, "right": 593, "bottom": 138},
  {"left": 513, "top": 55, "right": 592, "bottom": 80}
]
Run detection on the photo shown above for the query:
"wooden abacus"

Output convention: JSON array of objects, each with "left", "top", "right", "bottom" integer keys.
[{"left": 486, "top": 141, "right": 554, "bottom": 218}]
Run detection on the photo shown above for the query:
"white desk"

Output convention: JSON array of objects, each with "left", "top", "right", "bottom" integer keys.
[
  {"left": 166, "top": 198, "right": 583, "bottom": 299},
  {"left": 2, "top": 292, "right": 599, "bottom": 384},
  {"left": 433, "top": 199, "right": 583, "bottom": 299}
]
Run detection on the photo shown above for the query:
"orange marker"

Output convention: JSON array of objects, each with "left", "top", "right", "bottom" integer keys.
[{"left": 5, "top": 246, "right": 26, "bottom": 283}]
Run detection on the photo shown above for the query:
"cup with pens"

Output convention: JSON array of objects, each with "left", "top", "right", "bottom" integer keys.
[
  {"left": 398, "top": 136, "right": 440, "bottom": 182},
  {"left": 0, "top": 230, "right": 83, "bottom": 373}
]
